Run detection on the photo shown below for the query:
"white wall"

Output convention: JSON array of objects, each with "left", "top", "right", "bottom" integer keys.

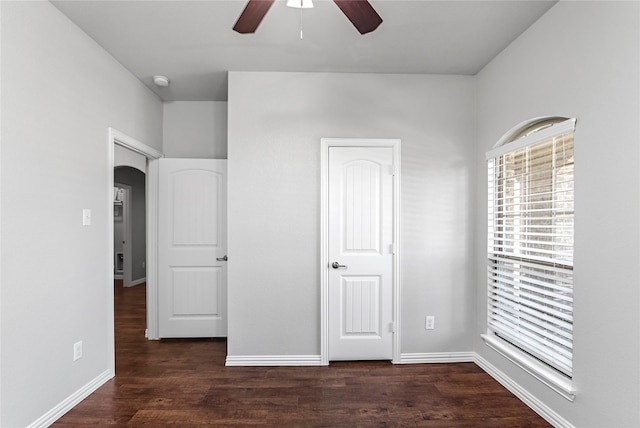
[
  {"left": 475, "top": 2, "right": 640, "bottom": 427},
  {"left": 163, "top": 101, "right": 228, "bottom": 158},
  {"left": 0, "top": 2, "right": 162, "bottom": 426},
  {"left": 227, "top": 72, "right": 476, "bottom": 358}
]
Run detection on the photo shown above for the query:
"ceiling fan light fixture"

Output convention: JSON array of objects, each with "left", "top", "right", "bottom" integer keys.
[{"left": 286, "top": 0, "right": 314, "bottom": 9}]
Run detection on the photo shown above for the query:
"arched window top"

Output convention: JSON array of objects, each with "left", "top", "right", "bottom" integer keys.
[
  {"left": 493, "top": 116, "right": 571, "bottom": 149},
  {"left": 487, "top": 116, "right": 576, "bottom": 160}
]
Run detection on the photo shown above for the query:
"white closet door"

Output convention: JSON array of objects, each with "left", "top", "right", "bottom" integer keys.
[{"left": 328, "top": 147, "right": 394, "bottom": 360}]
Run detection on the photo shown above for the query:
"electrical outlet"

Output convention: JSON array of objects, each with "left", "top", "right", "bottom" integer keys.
[
  {"left": 73, "top": 341, "right": 83, "bottom": 361},
  {"left": 425, "top": 316, "right": 435, "bottom": 330}
]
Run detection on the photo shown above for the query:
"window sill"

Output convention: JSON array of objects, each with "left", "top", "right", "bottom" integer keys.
[{"left": 481, "top": 334, "right": 576, "bottom": 401}]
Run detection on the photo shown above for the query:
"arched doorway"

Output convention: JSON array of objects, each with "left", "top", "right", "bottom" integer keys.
[{"left": 114, "top": 166, "right": 146, "bottom": 288}]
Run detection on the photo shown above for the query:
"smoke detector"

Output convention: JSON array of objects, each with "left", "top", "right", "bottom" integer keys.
[{"left": 153, "top": 75, "right": 170, "bottom": 87}]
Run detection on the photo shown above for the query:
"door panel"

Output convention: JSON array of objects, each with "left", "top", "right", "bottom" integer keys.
[
  {"left": 329, "top": 147, "right": 394, "bottom": 360},
  {"left": 158, "top": 159, "right": 227, "bottom": 338},
  {"left": 341, "top": 276, "right": 381, "bottom": 335},
  {"left": 171, "top": 268, "right": 221, "bottom": 315},
  {"left": 171, "top": 171, "right": 221, "bottom": 245},
  {"left": 343, "top": 161, "right": 381, "bottom": 253}
]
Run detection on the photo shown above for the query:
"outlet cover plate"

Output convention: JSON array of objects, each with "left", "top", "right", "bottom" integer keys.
[
  {"left": 425, "top": 316, "right": 435, "bottom": 330},
  {"left": 73, "top": 341, "right": 83, "bottom": 361}
]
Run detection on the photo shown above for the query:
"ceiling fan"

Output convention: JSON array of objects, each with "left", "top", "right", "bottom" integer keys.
[{"left": 233, "top": 0, "right": 383, "bottom": 35}]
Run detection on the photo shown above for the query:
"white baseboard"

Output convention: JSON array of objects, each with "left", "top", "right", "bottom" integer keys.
[
  {"left": 128, "top": 277, "right": 146, "bottom": 287},
  {"left": 27, "top": 369, "right": 113, "bottom": 428},
  {"left": 398, "top": 352, "right": 475, "bottom": 364},
  {"left": 225, "top": 352, "right": 476, "bottom": 366},
  {"left": 473, "top": 353, "right": 575, "bottom": 428},
  {"left": 226, "top": 355, "right": 323, "bottom": 366}
]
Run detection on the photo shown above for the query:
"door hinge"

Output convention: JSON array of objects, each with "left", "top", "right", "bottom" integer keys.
[
  {"left": 389, "top": 322, "right": 396, "bottom": 333},
  {"left": 390, "top": 242, "right": 396, "bottom": 255}
]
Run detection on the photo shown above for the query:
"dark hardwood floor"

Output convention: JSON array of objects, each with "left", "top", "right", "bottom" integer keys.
[{"left": 53, "top": 282, "right": 551, "bottom": 427}]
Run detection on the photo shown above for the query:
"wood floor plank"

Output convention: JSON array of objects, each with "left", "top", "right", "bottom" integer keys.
[{"left": 53, "top": 282, "right": 551, "bottom": 427}]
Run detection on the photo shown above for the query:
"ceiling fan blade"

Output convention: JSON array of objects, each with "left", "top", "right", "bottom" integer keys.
[
  {"left": 233, "top": 0, "right": 276, "bottom": 34},
  {"left": 333, "top": 0, "right": 383, "bottom": 35}
]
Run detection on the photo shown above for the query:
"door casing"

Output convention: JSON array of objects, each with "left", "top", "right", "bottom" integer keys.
[
  {"left": 108, "top": 128, "right": 163, "bottom": 376},
  {"left": 320, "top": 138, "right": 401, "bottom": 365}
]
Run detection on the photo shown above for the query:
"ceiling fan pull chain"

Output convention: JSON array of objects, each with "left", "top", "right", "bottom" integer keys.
[{"left": 299, "top": 7, "right": 304, "bottom": 40}]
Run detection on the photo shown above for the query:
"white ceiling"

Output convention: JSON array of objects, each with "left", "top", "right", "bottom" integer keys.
[{"left": 51, "top": 0, "right": 557, "bottom": 102}]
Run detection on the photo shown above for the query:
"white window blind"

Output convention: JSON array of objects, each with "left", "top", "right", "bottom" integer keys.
[{"left": 486, "top": 118, "right": 575, "bottom": 378}]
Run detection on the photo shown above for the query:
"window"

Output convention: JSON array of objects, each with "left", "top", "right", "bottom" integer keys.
[{"left": 484, "top": 117, "right": 576, "bottom": 397}]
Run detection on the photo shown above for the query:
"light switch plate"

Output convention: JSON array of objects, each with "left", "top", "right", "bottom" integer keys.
[{"left": 82, "top": 209, "right": 91, "bottom": 226}]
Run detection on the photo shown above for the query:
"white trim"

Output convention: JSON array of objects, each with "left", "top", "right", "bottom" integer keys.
[
  {"left": 145, "top": 159, "right": 160, "bottom": 339},
  {"left": 129, "top": 277, "right": 146, "bottom": 287},
  {"left": 481, "top": 334, "right": 576, "bottom": 401},
  {"left": 27, "top": 370, "right": 113, "bottom": 428},
  {"left": 107, "top": 134, "right": 116, "bottom": 377},
  {"left": 491, "top": 116, "right": 565, "bottom": 149},
  {"left": 320, "top": 142, "right": 329, "bottom": 365},
  {"left": 474, "top": 353, "right": 576, "bottom": 428},
  {"left": 398, "top": 352, "right": 475, "bottom": 364},
  {"left": 392, "top": 145, "right": 402, "bottom": 364},
  {"left": 487, "top": 117, "right": 576, "bottom": 159},
  {"left": 108, "top": 129, "right": 163, "bottom": 349},
  {"left": 320, "top": 138, "right": 401, "bottom": 365},
  {"left": 109, "top": 128, "right": 162, "bottom": 160},
  {"left": 226, "top": 355, "right": 323, "bottom": 366}
]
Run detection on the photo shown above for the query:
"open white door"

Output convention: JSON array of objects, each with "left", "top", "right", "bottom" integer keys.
[
  {"left": 328, "top": 146, "right": 396, "bottom": 360},
  {"left": 158, "top": 158, "right": 227, "bottom": 338}
]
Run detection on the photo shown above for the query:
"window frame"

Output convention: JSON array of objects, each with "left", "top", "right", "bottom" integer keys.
[{"left": 482, "top": 117, "right": 577, "bottom": 401}]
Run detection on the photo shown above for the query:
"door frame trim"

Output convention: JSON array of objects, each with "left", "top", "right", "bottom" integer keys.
[
  {"left": 320, "top": 138, "right": 401, "bottom": 365},
  {"left": 108, "top": 128, "right": 163, "bottom": 377}
]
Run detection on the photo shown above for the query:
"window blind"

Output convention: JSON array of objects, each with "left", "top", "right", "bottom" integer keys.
[{"left": 486, "top": 120, "right": 575, "bottom": 377}]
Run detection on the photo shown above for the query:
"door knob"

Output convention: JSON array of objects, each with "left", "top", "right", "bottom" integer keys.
[
  {"left": 216, "top": 255, "right": 228, "bottom": 261},
  {"left": 331, "top": 261, "right": 347, "bottom": 269}
]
